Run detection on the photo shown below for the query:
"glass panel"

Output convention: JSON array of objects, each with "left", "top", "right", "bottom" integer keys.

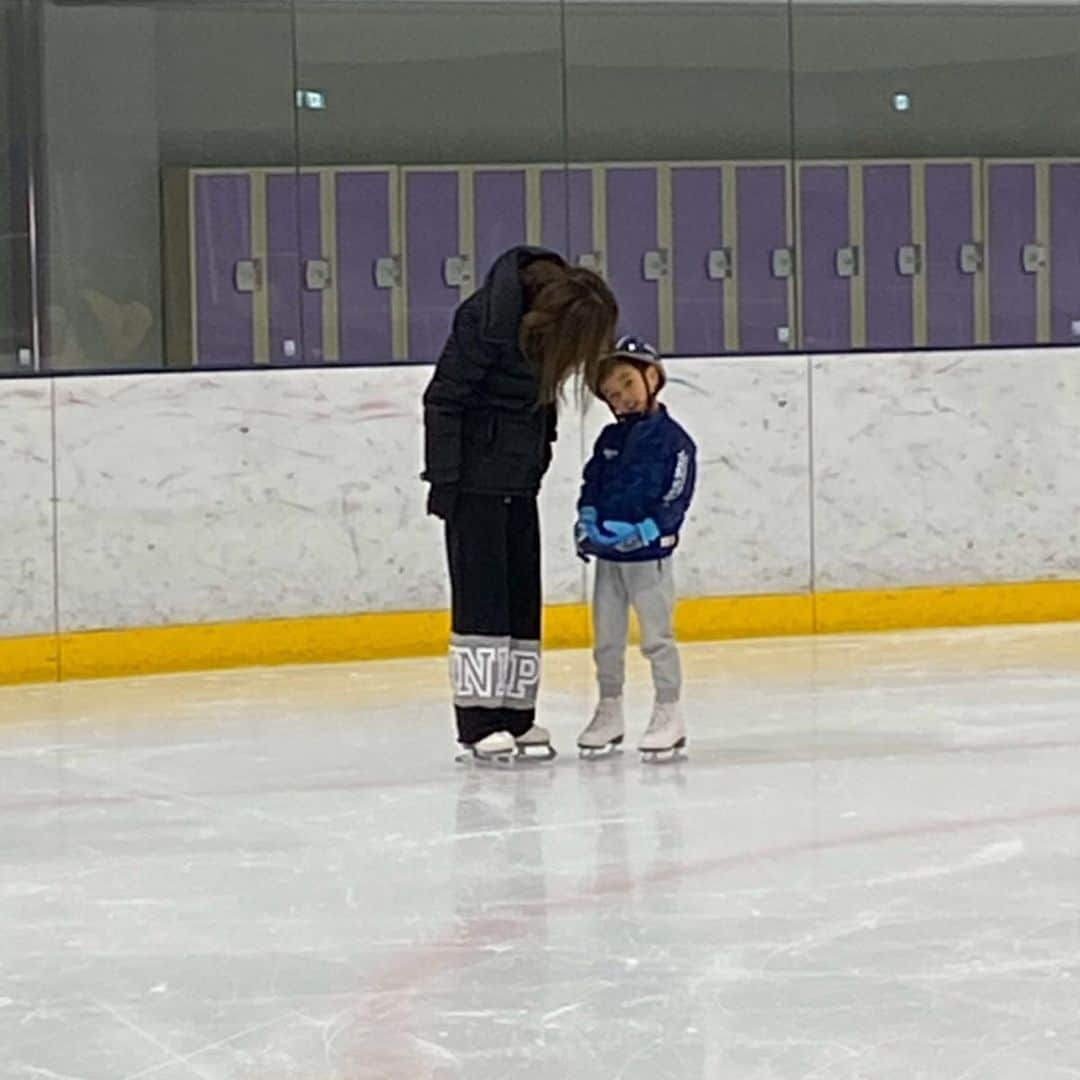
[
  {"left": 294, "top": 0, "right": 566, "bottom": 365},
  {"left": 38, "top": 0, "right": 301, "bottom": 371},
  {"left": 564, "top": 0, "right": 795, "bottom": 357},
  {"left": 26, "top": 0, "right": 1080, "bottom": 366},
  {"left": 791, "top": 1, "right": 1080, "bottom": 352},
  {"left": 0, "top": 0, "right": 33, "bottom": 374}
]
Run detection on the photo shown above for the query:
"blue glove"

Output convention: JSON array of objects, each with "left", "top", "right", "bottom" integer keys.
[
  {"left": 575, "top": 507, "right": 597, "bottom": 540},
  {"left": 600, "top": 518, "right": 661, "bottom": 553},
  {"left": 574, "top": 507, "right": 598, "bottom": 561}
]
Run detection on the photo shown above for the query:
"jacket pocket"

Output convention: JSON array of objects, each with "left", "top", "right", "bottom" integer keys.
[
  {"left": 463, "top": 413, "right": 497, "bottom": 450},
  {"left": 496, "top": 412, "right": 543, "bottom": 459}
]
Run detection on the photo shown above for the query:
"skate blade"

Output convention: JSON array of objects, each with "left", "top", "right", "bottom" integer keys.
[
  {"left": 516, "top": 744, "right": 558, "bottom": 763},
  {"left": 639, "top": 737, "right": 687, "bottom": 764},
  {"left": 578, "top": 736, "right": 624, "bottom": 760},
  {"left": 455, "top": 748, "right": 519, "bottom": 768}
]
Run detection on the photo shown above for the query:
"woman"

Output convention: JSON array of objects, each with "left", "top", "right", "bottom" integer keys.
[{"left": 422, "top": 245, "right": 618, "bottom": 763}]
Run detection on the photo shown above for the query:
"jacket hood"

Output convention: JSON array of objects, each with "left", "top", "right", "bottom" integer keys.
[{"left": 480, "top": 245, "right": 566, "bottom": 343}]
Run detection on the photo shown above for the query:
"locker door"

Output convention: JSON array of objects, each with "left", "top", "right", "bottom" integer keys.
[
  {"left": 672, "top": 166, "right": 725, "bottom": 356},
  {"left": 863, "top": 163, "right": 914, "bottom": 350},
  {"left": 799, "top": 164, "right": 853, "bottom": 353},
  {"left": 540, "top": 168, "right": 565, "bottom": 255},
  {"left": 1050, "top": 162, "right": 1080, "bottom": 344},
  {"left": 606, "top": 166, "right": 661, "bottom": 346},
  {"left": 193, "top": 173, "right": 256, "bottom": 367},
  {"left": 335, "top": 169, "right": 397, "bottom": 364},
  {"left": 736, "top": 164, "right": 792, "bottom": 353},
  {"left": 404, "top": 169, "right": 462, "bottom": 363},
  {"left": 266, "top": 171, "right": 322, "bottom": 365},
  {"left": 987, "top": 162, "right": 1042, "bottom": 346},
  {"left": 474, "top": 169, "right": 527, "bottom": 284},
  {"left": 925, "top": 162, "right": 980, "bottom": 348},
  {"left": 541, "top": 167, "right": 594, "bottom": 267}
]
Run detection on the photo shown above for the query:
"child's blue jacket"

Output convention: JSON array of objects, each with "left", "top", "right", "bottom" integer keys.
[{"left": 577, "top": 405, "right": 697, "bottom": 563}]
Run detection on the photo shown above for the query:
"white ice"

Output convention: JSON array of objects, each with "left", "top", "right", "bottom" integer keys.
[{"left": 3, "top": 624, "right": 1080, "bottom": 1079}]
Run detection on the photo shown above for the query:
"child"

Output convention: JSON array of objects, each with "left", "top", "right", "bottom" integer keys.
[{"left": 575, "top": 336, "right": 697, "bottom": 761}]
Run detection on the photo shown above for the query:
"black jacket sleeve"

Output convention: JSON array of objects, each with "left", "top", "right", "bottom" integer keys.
[
  {"left": 421, "top": 300, "right": 489, "bottom": 487},
  {"left": 541, "top": 403, "right": 558, "bottom": 476}
]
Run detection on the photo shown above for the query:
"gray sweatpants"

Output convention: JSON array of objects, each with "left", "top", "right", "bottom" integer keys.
[{"left": 593, "top": 558, "right": 681, "bottom": 704}]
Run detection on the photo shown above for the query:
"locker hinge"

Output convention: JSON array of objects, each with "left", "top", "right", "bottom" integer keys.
[
  {"left": 770, "top": 248, "right": 794, "bottom": 280},
  {"left": 707, "top": 248, "right": 734, "bottom": 280},
  {"left": 443, "top": 255, "right": 474, "bottom": 289},
  {"left": 304, "top": 259, "right": 332, "bottom": 292},
  {"left": 234, "top": 259, "right": 262, "bottom": 294},
  {"left": 642, "top": 249, "right": 669, "bottom": 281},
  {"left": 577, "top": 251, "right": 605, "bottom": 275},
  {"left": 374, "top": 255, "right": 402, "bottom": 289},
  {"left": 835, "top": 246, "right": 861, "bottom": 279},
  {"left": 1022, "top": 243, "right": 1048, "bottom": 274},
  {"left": 897, "top": 245, "right": 922, "bottom": 277},
  {"left": 959, "top": 243, "right": 983, "bottom": 275}
]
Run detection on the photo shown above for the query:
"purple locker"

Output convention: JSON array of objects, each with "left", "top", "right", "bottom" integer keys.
[
  {"left": 475, "top": 171, "right": 527, "bottom": 284},
  {"left": 926, "top": 164, "right": 977, "bottom": 348},
  {"left": 736, "top": 165, "right": 789, "bottom": 353},
  {"left": 606, "top": 168, "right": 660, "bottom": 345},
  {"left": 541, "top": 168, "right": 592, "bottom": 264},
  {"left": 336, "top": 170, "right": 394, "bottom": 365},
  {"left": 672, "top": 167, "right": 724, "bottom": 355},
  {"left": 988, "top": 163, "right": 1038, "bottom": 345},
  {"left": 800, "top": 165, "right": 851, "bottom": 352},
  {"left": 194, "top": 174, "right": 254, "bottom": 367},
  {"left": 864, "top": 165, "right": 913, "bottom": 350},
  {"left": 405, "top": 171, "right": 460, "bottom": 363},
  {"left": 266, "top": 173, "right": 322, "bottom": 365},
  {"left": 1051, "top": 164, "right": 1080, "bottom": 343}
]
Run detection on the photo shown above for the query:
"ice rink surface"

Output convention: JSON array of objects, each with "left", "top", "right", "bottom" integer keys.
[{"left": 3, "top": 624, "right": 1080, "bottom": 1079}]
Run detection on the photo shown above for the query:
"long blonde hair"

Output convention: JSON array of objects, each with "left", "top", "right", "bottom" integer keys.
[{"left": 519, "top": 259, "right": 618, "bottom": 404}]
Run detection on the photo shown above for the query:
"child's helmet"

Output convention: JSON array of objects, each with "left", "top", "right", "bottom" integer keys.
[{"left": 591, "top": 334, "right": 667, "bottom": 399}]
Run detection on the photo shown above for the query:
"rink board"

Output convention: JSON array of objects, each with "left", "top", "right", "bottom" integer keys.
[
  {"left": 6, "top": 581, "right": 1080, "bottom": 684},
  {"left": 4, "top": 345, "right": 1080, "bottom": 685}
]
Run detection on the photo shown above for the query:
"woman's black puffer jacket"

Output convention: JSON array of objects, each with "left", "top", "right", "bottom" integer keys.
[{"left": 422, "top": 246, "right": 560, "bottom": 512}]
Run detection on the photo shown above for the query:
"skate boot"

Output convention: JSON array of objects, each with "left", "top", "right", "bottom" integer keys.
[
  {"left": 515, "top": 724, "right": 557, "bottom": 761},
  {"left": 456, "top": 730, "right": 518, "bottom": 766},
  {"left": 577, "top": 698, "right": 625, "bottom": 759},
  {"left": 638, "top": 702, "right": 687, "bottom": 763}
]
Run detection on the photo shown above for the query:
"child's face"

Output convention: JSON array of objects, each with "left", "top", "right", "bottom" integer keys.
[{"left": 600, "top": 361, "right": 659, "bottom": 416}]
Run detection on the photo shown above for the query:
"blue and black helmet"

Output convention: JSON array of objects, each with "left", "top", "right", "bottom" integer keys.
[
  {"left": 611, "top": 334, "right": 660, "bottom": 364},
  {"left": 592, "top": 334, "right": 667, "bottom": 400}
]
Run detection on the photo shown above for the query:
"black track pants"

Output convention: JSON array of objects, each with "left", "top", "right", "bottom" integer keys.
[{"left": 445, "top": 494, "right": 542, "bottom": 745}]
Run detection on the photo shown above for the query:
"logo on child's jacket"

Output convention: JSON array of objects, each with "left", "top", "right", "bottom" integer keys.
[
  {"left": 664, "top": 449, "right": 690, "bottom": 503},
  {"left": 603, "top": 449, "right": 619, "bottom": 460}
]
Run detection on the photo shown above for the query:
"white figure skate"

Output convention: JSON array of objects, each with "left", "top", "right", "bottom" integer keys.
[
  {"left": 515, "top": 724, "right": 557, "bottom": 761},
  {"left": 638, "top": 702, "right": 687, "bottom": 763},
  {"left": 455, "top": 730, "right": 518, "bottom": 766},
  {"left": 577, "top": 698, "right": 625, "bottom": 759}
]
